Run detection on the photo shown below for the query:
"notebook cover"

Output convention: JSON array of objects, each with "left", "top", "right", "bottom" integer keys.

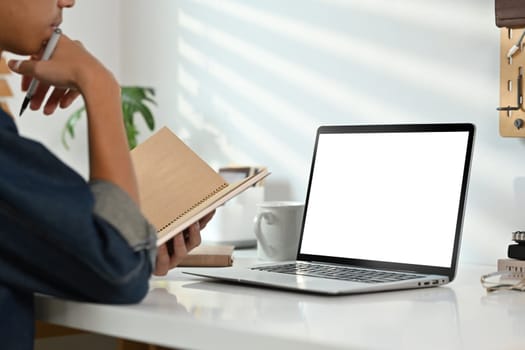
[
  {"left": 155, "top": 170, "right": 269, "bottom": 245},
  {"left": 131, "top": 127, "right": 270, "bottom": 246}
]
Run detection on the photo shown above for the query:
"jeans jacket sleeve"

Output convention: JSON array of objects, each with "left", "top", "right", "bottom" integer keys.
[
  {"left": 90, "top": 180, "right": 157, "bottom": 268},
  {"left": 0, "top": 111, "right": 156, "bottom": 304}
]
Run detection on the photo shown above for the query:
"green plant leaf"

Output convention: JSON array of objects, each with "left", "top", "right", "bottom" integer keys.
[
  {"left": 61, "top": 106, "right": 85, "bottom": 150},
  {"left": 121, "top": 87, "right": 156, "bottom": 136},
  {"left": 143, "top": 88, "right": 157, "bottom": 106},
  {"left": 61, "top": 86, "right": 156, "bottom": 150},
  {"left": 136, "top": 103, "right": 155, "bottom": 130}
]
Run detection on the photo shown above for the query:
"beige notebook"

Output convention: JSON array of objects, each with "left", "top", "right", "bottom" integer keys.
[{"left": 131, "top": 127, "right": 269, "bottom": 246}]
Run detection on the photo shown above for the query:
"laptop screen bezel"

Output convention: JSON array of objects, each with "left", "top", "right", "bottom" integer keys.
[{"left": 296, "top": 123, "right": 475, "bottom": 280}]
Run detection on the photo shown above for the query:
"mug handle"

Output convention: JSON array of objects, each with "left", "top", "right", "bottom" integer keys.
[{"left": 253, "top": 211, "right": 276, "bottom": 257}]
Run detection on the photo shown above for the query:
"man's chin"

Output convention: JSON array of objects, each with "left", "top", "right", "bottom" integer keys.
[
  {"left": 10, "top": 48, "right": 41, "bottom": 58},
  {"left": 6, "top": 40, "right": 44, "bottom": 57}
]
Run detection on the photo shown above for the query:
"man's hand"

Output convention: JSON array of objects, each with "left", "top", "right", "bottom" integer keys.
[
  {"left": 9, "top": 34, "right": 103, "bottom": 115},
  {"left": 153, "top": 211, "right": 215, "bottom": 276}
]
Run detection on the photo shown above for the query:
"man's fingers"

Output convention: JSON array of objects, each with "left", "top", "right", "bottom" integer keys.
[
  {"left": 60, "top": 89, "right": 81, "bottom": 108},
  {"left": 43, "top": 88, "right": 68, "bottom": 115},
  {"left": 154, "top": 244, "right": 170, "bottom": 276},
  {"left": 199, "top": 211, "right": 215, "bottom": 230},
  {"left": 169, "top": 233, "right": 188, "bottom": 267},
  {"left": 186, "top": 222, "right": 202, "bottom": 251},
  {"left": 8, "top": 59, "right": 37, "bottom": 77},
  {"left": 154, "top": 223, "right": 204, "bottom": 274},
  {"left": 29, "top": 83, "right": 51, "bottom": 111},
  {"left": 21, "top": 75, "right": 32, "bottom": 92},
  {"left": 10, "top": 60, "right": 36, "bottom": 93}
]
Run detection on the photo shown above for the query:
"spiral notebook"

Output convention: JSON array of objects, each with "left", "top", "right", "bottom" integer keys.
[{"left": 131, "top": 127, "right": 269, "bottom": 246}]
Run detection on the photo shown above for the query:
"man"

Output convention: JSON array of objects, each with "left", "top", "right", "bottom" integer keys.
[{"left": 0, "top": 1, "right": 211, "bottom": 348}]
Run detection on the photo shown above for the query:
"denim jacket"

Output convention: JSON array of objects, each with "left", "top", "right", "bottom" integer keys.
[{"left": 0, "top": 109, "right": 157, "bottom": 349}]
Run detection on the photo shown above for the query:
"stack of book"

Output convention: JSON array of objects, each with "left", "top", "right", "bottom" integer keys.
[
  {"left": 498, "top": 232, "right": 525, "bottom": 276},
  {"left": 498, "top": 258, "right": 525, "bottom": 276},
  {"left": 179, "top": 245, "right": 234, "bottom": 267}
]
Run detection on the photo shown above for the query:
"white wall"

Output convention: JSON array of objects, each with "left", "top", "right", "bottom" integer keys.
[
  {"left": 120, "top": 0, "right": 517, "bottom": 266},
  {"left": 2, "top": 0, "right": 518, "bottom": 266}
]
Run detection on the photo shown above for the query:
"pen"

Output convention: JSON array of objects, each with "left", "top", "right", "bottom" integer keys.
[{"left": 19, "top": 27, "right": 62, "bottom": 117}]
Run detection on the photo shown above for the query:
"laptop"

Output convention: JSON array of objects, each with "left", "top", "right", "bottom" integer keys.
[{"left": 185, "top": 123, "right": 475, "bottom": 295}]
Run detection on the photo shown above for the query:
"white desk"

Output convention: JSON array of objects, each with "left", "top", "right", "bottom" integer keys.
[{"left": 35, "top": 251, "right": 525, "bottom": 350}]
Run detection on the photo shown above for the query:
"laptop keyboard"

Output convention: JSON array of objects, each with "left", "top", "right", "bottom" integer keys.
[{"left": 252, "top": 262, "right": 421, "bottom": 283}]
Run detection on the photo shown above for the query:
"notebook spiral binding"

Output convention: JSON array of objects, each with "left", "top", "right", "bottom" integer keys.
[{"left": 157, "top": 182, "right": 229, "bottom": 233}]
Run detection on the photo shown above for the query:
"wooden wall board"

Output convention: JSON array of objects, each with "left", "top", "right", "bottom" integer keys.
[{"left": 500, "top": 28, "right": 525, "bottom": 137}]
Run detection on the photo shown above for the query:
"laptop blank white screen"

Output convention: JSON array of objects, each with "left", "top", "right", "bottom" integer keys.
[{"left": 299, "top": 131, "right": 469, "bottom": 268}]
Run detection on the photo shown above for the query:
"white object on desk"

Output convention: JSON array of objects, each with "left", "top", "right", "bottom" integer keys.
[
  {"left": 204, "top": 186, "right": 264, "bottom": 247},
  {"left": 253, "top": 201, "right": 304, "bottom": 261}
]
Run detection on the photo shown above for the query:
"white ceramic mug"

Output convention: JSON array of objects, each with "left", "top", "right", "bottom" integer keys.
[{"left": 253, "top": 201, "right": 304, "bottom": 261}]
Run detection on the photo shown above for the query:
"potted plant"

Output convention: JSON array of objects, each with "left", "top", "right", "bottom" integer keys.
[{"left": 61, "top": 86, "right": 156, "bottom": 150}]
